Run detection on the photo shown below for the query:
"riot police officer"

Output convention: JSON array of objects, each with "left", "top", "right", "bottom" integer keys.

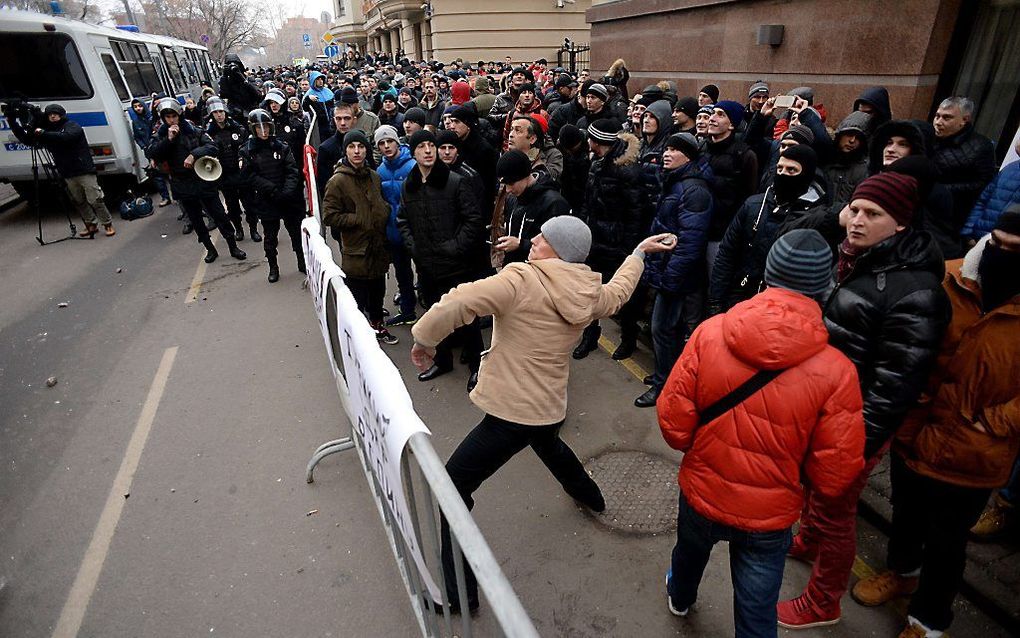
[
  {"left": 147, "top": 97, "right": 246, "bottom": 263},
  {"left": 263, "top": 89, "right": 306, "bottom": 168},
  {"left": 239, "top": 109, "right": 306, "bottom": 283},
  {"left": 205, "top": 96, "right": 261, "bottom": 242}
]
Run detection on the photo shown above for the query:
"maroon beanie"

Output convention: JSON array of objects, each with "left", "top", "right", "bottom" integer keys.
[{"left": 851, "top": 173, "right": 920, "bottom": 226}]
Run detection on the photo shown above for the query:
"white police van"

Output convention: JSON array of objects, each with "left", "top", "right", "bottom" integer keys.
[{"left": 0, "top": 8, "right": 217, "bottom": 197}]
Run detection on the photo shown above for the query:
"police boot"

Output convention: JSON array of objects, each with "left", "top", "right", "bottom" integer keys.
[
  {"left": 226, "top": 237, "right": 246, "bottom": 260},
  {"left": 267, "top": 258, "right": 280, "bottom": 283},
  {"left": 202, "top": 239, "right": 218, "bottom": 263},
  {"left": 249, "top": 223, "right": 262, "bottom": 243},
  {"left": 572, "top": 324, "right": 601, "bottom": 360},
  {"left": 233, "top": 221, "right": 244, "bottom": 242}
]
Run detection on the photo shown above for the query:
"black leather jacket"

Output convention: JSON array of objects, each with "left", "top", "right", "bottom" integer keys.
[
  {"left": 823, "top": 229, "right": 951, "bottom": 457},
  {"left": 146, "top": 120, "right": 218, "bottom": 198},
  {"left": 237, "top": 136, "right": 304, "bottom": 220}
]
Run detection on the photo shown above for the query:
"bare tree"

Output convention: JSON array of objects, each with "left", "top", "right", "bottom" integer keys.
[{"left": 146, "top": 0, "right": 268, "bottom": 61}]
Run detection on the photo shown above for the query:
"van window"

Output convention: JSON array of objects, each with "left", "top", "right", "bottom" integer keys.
[
  {"left": 0, "top": 33, "right": 92, "bottom": 100},
  {"left": 112, "top": 40, "right": 160, "bottom": 97},
  {"left": 101, "top": 53, "right": 130, "bottom": 102},
  {"left": 161, "top": 47, "right": 186, "bottom": 93}
]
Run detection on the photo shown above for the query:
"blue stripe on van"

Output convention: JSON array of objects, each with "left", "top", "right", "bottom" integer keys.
[{"left": 66, "top": 112, "right": 109, "bottom": 127}]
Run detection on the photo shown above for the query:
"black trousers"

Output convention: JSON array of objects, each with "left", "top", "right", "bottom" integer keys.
[
  {"left": 418, "top": 272, "right": 482, "bottom": 372},
  {"left": 887, "top": 453, "right": 991, "bottom": 631},
  {"left": 440, "top": 414, "right": 603, "bottom": 606},
  {"left": 346, "top": 276, "right": 386, "bottom": 324},
  {"left": 178, "top": 194, "right": 235, "bottom": 245},
  {"left": 261, "top": 215, "right": 302, "bottom": 263},
  {"left": 220, "top": 178, "right": 257, "bottom": 229}
]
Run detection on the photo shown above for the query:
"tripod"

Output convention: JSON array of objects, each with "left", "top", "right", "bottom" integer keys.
[{"left": 31, "top": 144, "right": 90, "bottom": 246}]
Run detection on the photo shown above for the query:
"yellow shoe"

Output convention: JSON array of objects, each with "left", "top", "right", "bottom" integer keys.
[
  {"left": 851, "top": 569, "right": 918, "bottom": 607},
  {"left": 897, "top": 622, "right": 928, "bottom": 638},
  {"left": 970, "top": 495, "right": 1013, "bottom": 540}
]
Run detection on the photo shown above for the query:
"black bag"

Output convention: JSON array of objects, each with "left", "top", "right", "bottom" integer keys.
[{"left": 697, "top": 368, "right": 786, "bottom": 427}]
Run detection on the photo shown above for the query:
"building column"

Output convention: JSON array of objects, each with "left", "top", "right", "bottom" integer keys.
[
  {"left": 381, "top": 31, "right": 391, "bottom": 55},
  {"left": 400, "top": 17, "right": 417, "bottom": 60},
  {"left": 411, "top": 21, "right": 423, "bottom": 61},
  {"left": 389, "top": 27, "right": 401, "bottom": 57},
  {"left": 422, "top": 19, "right": 433, "bottom": 60}
]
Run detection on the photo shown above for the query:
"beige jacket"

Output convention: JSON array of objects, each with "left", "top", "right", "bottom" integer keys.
[{"left": 412, "top": 254, "right": 644, "bottom": 425}]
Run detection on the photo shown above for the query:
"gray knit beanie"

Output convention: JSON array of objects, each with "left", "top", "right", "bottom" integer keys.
[
  {"left": 764, "top": 229, "right": 833, "bottom": 299},
  {"left": 540, "top": 216, "right": 591, "bottom": 263}
]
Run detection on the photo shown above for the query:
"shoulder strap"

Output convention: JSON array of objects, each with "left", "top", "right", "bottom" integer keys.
[{"left": 697, "top": 368, "right": 786, "bottom": 427}]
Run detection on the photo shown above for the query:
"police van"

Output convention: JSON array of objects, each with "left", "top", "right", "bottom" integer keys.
[{"left": 0, "top": 8, "right": 217, "bottom": 198}]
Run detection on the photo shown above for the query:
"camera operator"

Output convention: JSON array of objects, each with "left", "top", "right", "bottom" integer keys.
[
  {"left": 146, "top": 98, "right": 246, "bottom": 264},
  {"left": 219, "top": 53, "right": 261, "bottom": 119},
  {"left": 6, "top": 102, "right": 115, "bottom": 237}
]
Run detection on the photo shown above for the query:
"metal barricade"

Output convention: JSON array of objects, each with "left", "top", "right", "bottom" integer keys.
[{"left": 299, "top": 151, "right": 538, "bottom": 636}]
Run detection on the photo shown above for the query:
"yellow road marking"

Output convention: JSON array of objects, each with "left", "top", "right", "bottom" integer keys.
[
  {"left": 185, "top": 235, "right": 217, "bottom": 304},
  {"left": 52, "top": 347, "right": 179, "bottom": 638}
]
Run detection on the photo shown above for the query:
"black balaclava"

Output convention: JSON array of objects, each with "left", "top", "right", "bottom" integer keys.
[
  {"left": 773, "top": 144, "right": 817, "bottom": 204},
  {"left": 978, "top": 208, "right": 1020, "bottom": 312}
]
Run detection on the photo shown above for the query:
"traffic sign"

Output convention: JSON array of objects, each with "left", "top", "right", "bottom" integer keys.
[
  {"left": 322, "top": 32, "right": 334, "bottom": 43},
  {"left": 302, "top": 33, "right": 310, "bottom": 43},
  {"left": 200, "top": 33, "right": 209, "bottom": 44},
  {"left": 324, "top": 44, "right": 340, "bottom": 58}
]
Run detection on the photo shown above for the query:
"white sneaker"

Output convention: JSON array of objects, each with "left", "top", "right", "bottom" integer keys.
[{"left": 666, "top": 570, "right": 689, "bottom": 617}]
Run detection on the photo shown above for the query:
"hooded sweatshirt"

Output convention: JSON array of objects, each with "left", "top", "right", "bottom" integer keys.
[
  {"left": 306, "top": 71, "right": 335, "bottom": 104},
  {"left": 412, "top": 254, "right": 645, "bottom": 425}
]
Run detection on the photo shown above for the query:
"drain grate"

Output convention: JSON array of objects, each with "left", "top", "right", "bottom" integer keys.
[{"left": 585, "top": 450, "right": 679, "bottom": 534}]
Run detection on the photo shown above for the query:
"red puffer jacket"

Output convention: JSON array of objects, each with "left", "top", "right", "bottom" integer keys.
[{"left": 657, "top": 287, "right": 865, "bottom": 532}]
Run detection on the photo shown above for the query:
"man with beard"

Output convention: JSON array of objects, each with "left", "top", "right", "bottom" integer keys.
[
  {"left": 488, "top": 66, "right": 532, "bottom": 129},
  {"left": 419, "top": 78, "right": 447, "bottom": 130},
  {"left": 501, "top": 83, "right": 549, "bottom": 151},
  {"left": 492, "top": 149, "right": 571, "bottom": 265}
]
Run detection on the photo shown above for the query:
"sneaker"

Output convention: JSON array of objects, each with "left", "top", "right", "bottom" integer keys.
[
  {"left": 777, "top": 593, "right": 840, "bottom": 629},
  {"left": 665, "top": 570, "right": 688, "bottom": 617},
  {"left": 375, "top": 328, "right": 399, "bottom": 345},
  {"left": 787, "top": 534, "right": 817, "bottom": 564},
  {"left": 851, "top": 570, "right": 919, "bottom": 607},
  {"left": 970, "top": 495, "right": 1014, "bottom": 541},
  {"left": 103, "top": 224, "right": 116, "bottom": 236},
  {"left": 385, "top": 312, "right": 417, "bottom": 327}
]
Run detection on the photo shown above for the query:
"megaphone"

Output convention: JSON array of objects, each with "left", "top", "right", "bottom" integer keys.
[{"left": 194, "top": 156, "right": 222, "bottom": 182}]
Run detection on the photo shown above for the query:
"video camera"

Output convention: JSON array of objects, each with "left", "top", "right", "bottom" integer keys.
[{"left": 1, "top": 98, "right": 43, "bottom": 127}]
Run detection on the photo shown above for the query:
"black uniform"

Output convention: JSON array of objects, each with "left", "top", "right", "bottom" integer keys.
[
  {"left": 147, "top": 120, "right": 241, "bottom": 254},
  {"left": 239, "top": 135, "right": 306, "bottom": 272},
  {"left": 206, "top": 116, "right": 257, "bottom": 236}
]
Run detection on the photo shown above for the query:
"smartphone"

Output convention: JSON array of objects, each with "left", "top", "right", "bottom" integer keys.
[{"left": 774, "top": 95, "right": 796, "bottom": 109}]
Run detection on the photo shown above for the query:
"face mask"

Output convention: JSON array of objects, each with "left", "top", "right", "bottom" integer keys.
[
  {"left": 977, "top": 243, "right": 1020, "bottom": 312},
  {"left": 773, "top": 170, "right": 813, "bottom": 204}
]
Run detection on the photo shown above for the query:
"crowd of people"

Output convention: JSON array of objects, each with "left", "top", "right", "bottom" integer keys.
[{"left": 13, "top": 47, "right": 1019, "bottom": 638}]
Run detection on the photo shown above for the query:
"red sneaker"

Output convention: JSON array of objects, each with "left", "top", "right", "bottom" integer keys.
[
  {"left": 777, "top": 593, "right": 840, "bottom": 629},
  {"left": 787, "top": 534, "right": 817, "bottom": 564}
]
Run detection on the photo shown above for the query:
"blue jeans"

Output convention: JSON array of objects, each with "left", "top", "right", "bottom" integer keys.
[
  {"left": 999, "top": 455, "right": 1020, "bottom": 504},
  {"left": 650, "top": 290, "right": 703, "bottom": 388},
  {"left": 669, "top": 491, "right": 791, "bottom": 638},
  {"left": 389, "top": 242, "right": 417, "bottom": 315}
]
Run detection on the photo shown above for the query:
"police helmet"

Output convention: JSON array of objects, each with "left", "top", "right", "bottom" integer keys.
[
  {"left": 156, "top": 97, "right": 183, "bottom": 117},
  {"left": 205, "top": 97, "right": 226, "bottom": 114},
  {"left": 248, "top": 109, "right": 275, "bottom": 136},
  {"left": 264, "top": 90, "right": 286, "bottom": 106}
]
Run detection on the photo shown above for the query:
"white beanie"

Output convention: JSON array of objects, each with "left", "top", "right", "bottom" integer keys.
[{"left": 373, "top": 125, "right": 400, "bottom": 145}]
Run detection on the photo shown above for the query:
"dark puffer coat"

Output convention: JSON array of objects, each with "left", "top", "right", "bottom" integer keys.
[
  {"left": 548, "top": 97, "right": 586, "bottom": 144},
  {"left": 502, "top": 175, "right": 572, "bottom": 265},
  {"left": 206, "top": 116, "right": 248, "bottom": 177},
  {"left": 642, "top": 161, "right": 714, "bottom": 295},
  {"left": 396, "top": 160, "right": 483, "bottom": 280},
  {"left": 581, "top": 132, "right": 647, "bottom": 271},
  {"left": 705, "top": 133, "right": 759, "bottom": 241},
  {"left": 237, "top": 137, "right": 304, "bottom": 220},
  {"left": 824, "top": 229, "right": 951, "bottom": 457},
  {"left": 931, "top": 124, "right": 997, "bottom": 230},
  {"left": 146, "top": 120, "right": 219, "bottom": 198},
  {"left": 709, "top": 183, "right": 829, "bottom": 310}
]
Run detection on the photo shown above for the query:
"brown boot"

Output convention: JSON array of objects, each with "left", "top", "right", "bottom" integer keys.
[
  {"left": 970, "top": 494, "right": 1014, "bottom": 541},
  {"left": 79, "top": 222, "right": 98, "bottom": 237},
  {"left": 851, "top": 569, "right": 919, "bottom": 607},
  {"left": 104, "top": 223, "right": 116, "bottom": 237}
]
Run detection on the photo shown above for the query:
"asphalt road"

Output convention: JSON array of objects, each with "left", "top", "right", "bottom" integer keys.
[{"left": 0, "top": 199, "right": 1010, "bottom": 638}]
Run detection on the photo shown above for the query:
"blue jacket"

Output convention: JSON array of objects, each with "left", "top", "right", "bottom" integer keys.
[
  {"left": 129, "top": 102, "right": 153, "bottom": 149},
  {"left": 642, "top": 161, "right": 714, "bottom": 295},
  {"left": 961, "top": 160, "right": 1020, "bottom": 240},
  {"left": 377, "top": 145, "right": 416, "bottom": 246}
]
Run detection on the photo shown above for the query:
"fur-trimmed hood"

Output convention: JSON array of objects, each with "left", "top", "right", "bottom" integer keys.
[
  {"left": 611, "top": 132, "right": 640, "bottom": 167},
  {"left": 607, "top": 58, "right": 627, "bottom": 79}
]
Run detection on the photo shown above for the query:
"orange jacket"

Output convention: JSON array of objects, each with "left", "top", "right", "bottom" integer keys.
[
  {"left": 895, "top": 242, "right": 1020, "bottom": 488},
  {"left": 658, "top": 288, "right": 865, "bottom": 532}
]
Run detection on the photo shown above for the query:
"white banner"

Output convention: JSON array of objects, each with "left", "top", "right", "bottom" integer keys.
[{"left": 301, "top": 217, "right": 439, "bottom": 599}]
